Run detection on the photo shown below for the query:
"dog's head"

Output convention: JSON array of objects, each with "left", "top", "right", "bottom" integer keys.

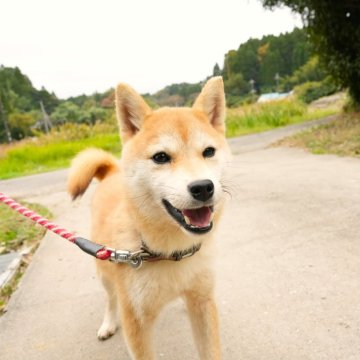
[{"left": 115, "top": 77, "right": 230, "bottom": 238}]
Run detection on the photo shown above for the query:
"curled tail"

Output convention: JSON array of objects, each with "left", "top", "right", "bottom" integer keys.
[{"left": 67, "top": 148, "right": 119, "bottom": 200}]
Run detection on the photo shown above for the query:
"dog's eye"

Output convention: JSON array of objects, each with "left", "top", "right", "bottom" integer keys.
[
  {"left": 203, "top": 147, "right": 216, "bottom": 158},
  {"left": 152, "top": 152, "right": 171, "bottom": 164}
]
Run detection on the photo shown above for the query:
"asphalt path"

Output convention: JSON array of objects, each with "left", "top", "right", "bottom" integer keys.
[{"left": 1, "top": 119, "right": 360, "bottom": 360}]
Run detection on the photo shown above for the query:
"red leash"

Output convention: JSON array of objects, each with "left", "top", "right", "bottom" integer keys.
[
  {"left": 0, "top": 192, "right": 112, "bottom": 261},
  {"left": 0, "top": 192, "right": 201, "bottom": 269}
]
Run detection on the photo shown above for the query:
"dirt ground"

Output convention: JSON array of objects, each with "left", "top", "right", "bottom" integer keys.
[{"left": 0, "top": 142, "right": 360, "bottom": 359}]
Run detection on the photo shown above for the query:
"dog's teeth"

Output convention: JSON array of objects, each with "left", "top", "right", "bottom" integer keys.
[
  {"left": 184, "top": 216, "right": 191, "bottom": 225},
  {"left": 210, "top": 212, "right": 214, "bottom": 222}
]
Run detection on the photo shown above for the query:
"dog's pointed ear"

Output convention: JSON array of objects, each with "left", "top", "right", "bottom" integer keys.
[
  {"left": 115, "top": 84, "right": 152, "bottom": 142},
  {"left": 193, "top": 76, "right": 226, "bottom": 133}
]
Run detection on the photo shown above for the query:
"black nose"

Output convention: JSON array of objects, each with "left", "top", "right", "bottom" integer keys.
[{"left": 188, "top": 179, "right": 214, "bottom": 202}]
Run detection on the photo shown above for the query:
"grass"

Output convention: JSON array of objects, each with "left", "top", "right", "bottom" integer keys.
[
  {"left": 277, "top": 112, "right": 360, "bottom": 157},
  {"left": 226, "top": 99, "right": 338, "bottom": 137},
  {"left": 0, "top": 200, "right": 52, "bottom": 314},
  {"left": 0, "top": 133, "right": 120, "bottom": 179},
  {"left": 0, "top": 98, "right": 341, "bottom": 180},
  {"left": 0, "top": 201, "right": 52, "bottom": 253},
  {"left": 0, "top": 121, "right": 120, "bottom": 180}
]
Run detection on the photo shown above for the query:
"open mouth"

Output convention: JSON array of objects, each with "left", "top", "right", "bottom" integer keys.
[{"left": 162, "top": 199, "right": 214, "bottom": 234}]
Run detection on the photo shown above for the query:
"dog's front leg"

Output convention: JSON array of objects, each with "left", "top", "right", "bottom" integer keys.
[
  {"left": 120, "top": 302, "right": 156, "bottom": 360},
  {"left": 185, "top": 291, "right": 221, "bottom": 360}
]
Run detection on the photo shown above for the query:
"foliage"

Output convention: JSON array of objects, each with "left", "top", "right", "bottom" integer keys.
[
  {"left": 294, "top": 76, "right": 339, "bottom": 103},
  {"left": 343, "top": 97, "right": 360, "bottom": 113},
  {"left": 151, "top": 29, "right": 314, "bottom": 107},
  {"left": 262, "top": 0, "right": 360, "bottom": 105},
  {"left": 0, "top": 28, "right": 325, "bottom": 144},
  {"left": 152, "top": 82, "right": 202, "bottom": 106},
  {"left": 213, "top": 63, "right": 221, "bottom": 76},
  {"left": 7, "top": 112, "right": 36, "bottom": 140},
  {"left": 0, "top": 23, "right": 343, "bottom": 146},
  {"left": 50, "top": 102, "right": 81, "bottom": 124},
  {"left": 142, "top": 94, "right": 159, "bottom": 109},
  {"left": 35, "top": 119, "right": 118, "bottom": 143},
  {"left": 0, "top": 201, "right": 52, "bottom": 253},
  {"left": 224, "top": 73, "right": 250, "bottom": 97},
  {"left": 0, "top": 65, "right": 116, "bottom": 143},
  {"left": 280, "top": 56, "right": 327, "bottom": 91},
  {"left": 50, "top": 101, "right": 108, "bottom": 125},
  {"left": 0, "top": 66, "right": 36, "bottom": 112},
  {"left": 226, "top": 94, "right": 258, "bottom": 108},
  {"left": 0, "top": 96, "right": 341, "bottom": 179},
  {"left": 223, "top": 27, "right": 311, "bottom": 94},
  {"left": 0, "top": 66, "right": 59, "bottom": 113},
  {"left": 226, "top": 98, "right": 338, "bottom": 137},
  {"left": 0, "top": 66, "right": 60, "bottom": 142},
  {"left": 67, "top": 89, "right": 114, "bottom": 108},
  {"left": 0, "top": 122, "right": 120, "bottom": 179},
  {"left": 227, "top": 99, "right": 305, "bottom": 136}
]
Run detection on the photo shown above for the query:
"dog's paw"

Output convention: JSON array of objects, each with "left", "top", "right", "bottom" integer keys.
[{"left": 97, "top": 323, "right": 118, "bottom": 341}]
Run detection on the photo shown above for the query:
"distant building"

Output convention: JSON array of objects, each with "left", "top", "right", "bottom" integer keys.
[{"left": 257, "top": 92, "right": 292, "bottom": 103}]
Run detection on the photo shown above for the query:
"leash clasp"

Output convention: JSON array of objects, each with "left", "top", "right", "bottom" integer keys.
[{"left": 109, "top": 249, "right": 144, "bottom": 269}]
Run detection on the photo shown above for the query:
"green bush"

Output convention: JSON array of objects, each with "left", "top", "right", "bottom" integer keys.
[
  {"left": 8, "top": 112, "right": 37, "bottom": 140},
  {"left": 294, "top": 77, "right": 338, "bottom": 103},
  {"left": 281, "top": 56, "right": 327, "bottom": 92},
  {"left": 343, "top": 96, "right": 360, "bottom": 113}
]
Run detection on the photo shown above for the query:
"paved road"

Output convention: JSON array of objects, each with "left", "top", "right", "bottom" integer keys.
[{"left": 1, "top": 122, "right": 360, "bottom": 359}]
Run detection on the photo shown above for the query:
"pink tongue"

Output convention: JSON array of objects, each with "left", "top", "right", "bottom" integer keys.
[{"left": 183, "top": 207, "right": 212, "bottom": 228}]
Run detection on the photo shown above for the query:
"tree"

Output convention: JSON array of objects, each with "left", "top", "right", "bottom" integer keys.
[
  {"left": 7, "top": 112, "right": 36, "bottom": 140},
  {"left": 224, "top": 73, "right": 250, "bottom": 96},
  {"left": 281, "top": 56, "right": 327, "bottom": 91},
  {"left": 213, "top": 63, "right": 221, "bottom": 76},
  {"left": 0, "top": 66, "right": 60, "bottom": 113},
  {"left": 152, "top": 82, "right": 202, "bottom": 106},
  {"left": 0, "top": 93, "right": 12, "bottom": 142},
  {"left": 261, "top": 0, "right": 360, "bottom": 105},
  {"left": 33, "top": 87, "right": 59, "bottom": 113},
  {"left": 50, "top": 101, "right": 108, "bottom": 125},
  {"left": 50, "top": 101, "right": 83, "bottom": 124},
  {"left": 222, "top": 28, "right": 311, "bottom": 93}
]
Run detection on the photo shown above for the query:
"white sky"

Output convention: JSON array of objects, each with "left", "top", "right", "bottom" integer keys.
[{"left": 1, "top": 0, "right": 301, "bottom": 98}]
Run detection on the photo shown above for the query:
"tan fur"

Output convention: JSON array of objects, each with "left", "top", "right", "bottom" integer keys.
[
  {"left": 67, "top": 77, "right": 230, "bottom": 360},
  {"left": 68, "top": 148, "right": 119, "bottom": 199}
]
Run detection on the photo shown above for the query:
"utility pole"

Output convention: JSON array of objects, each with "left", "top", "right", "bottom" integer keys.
[
  {"left": 39, "top": 101, "right": 52, "bottom": 133},
  {"left": 274, "top": 73, "right": 280, "bottom": 92},
  {"left": 249, "top": 79, "right": 256, "bottom": 95},
  {"left": 0, "top": 94, "right": 12, "bottom": 143}
]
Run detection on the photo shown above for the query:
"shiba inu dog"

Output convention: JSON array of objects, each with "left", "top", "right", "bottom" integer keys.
[{"left": 67, "top": 77, "right": 231, "bottom": 359}]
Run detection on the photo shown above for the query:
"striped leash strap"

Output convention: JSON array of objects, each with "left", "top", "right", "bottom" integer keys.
[
  {"left": 0, "top": 192, "right": 112, "bottom": 261},
  {"left": 0, "top": 192, "right": 201, "bottom": 269}
]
